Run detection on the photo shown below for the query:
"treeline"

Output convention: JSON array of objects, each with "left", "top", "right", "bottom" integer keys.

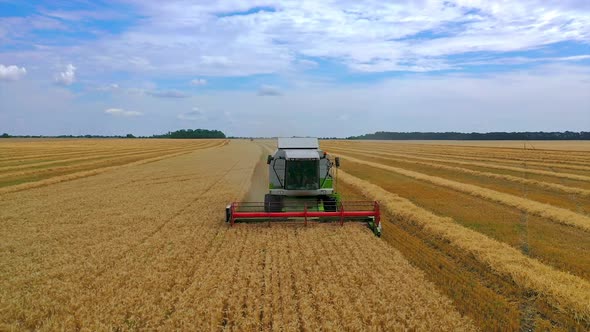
[
  {"left": 153, "top": 129, "right": 226, "bottom": 139},
  {"left": 347, "top": 131, "right": 590, "bottom": 140},
  {"left": 0, "top": 129, "right": 226, "bottom": 139}
]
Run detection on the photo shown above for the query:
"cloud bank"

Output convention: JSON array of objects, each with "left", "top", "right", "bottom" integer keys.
[
  {"left": 54, "top": 64, "right": 76, "bottom": 85},
  {"left": 177, "top": 107, "right": 206, "bottom": 121},
  {"left": 0, "top": 64, "right": 26, "bottom": 81},
  {"left": 104, "top": 108, "right": 142, "bottom": 117},
  {"left": 146, "top": 90, "right": 190, "bottom": 98}
]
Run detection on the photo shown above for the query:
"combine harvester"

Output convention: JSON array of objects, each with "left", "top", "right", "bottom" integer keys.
[{"left": 226, "top": 137, "right": 382, "bottom": 236}]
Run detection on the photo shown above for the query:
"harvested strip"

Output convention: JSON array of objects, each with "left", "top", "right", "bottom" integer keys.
[
  {"left": 0, "top": 139, "right": 221, "bottom": 163},
  {"left": 0, "top": 149, "right": 196, "bottom": 195},
  {"left": 356, "top": 145, "right": 590, "bottom": 169},
  {"left": 338, "top": 169, "right": 590, "bottom": 323},
  {"left": 0, "top": 146, "right": 149, "bottom": 163},
  {"left": 0, "top": 149, "right": 103, "bottom": 163},
  {"left": 0, "top": 145, "right": 200, "bottom": 180},
  {"left": 0, "top": 142, "right": 213, "bottom": 173},
  {"left": 382, "top": 149, "right": 590, "bottom": 171},
  {"left": 327, "top": 142, "right": 590, "bottom": 172},
  {"left": 340, "top": 155, "right": 590, "bottom": 232},
  {"left": 339, "top": 159, "right": 590, "bottom": 282},
  {"left": 0, "top": 140, "right": 222, "bottom": 177},
  {"left": 335, "top": 141, "right": 590, "bottom": 163},
  {"left": 326, "top": 145, "right": 590, "bottom": 183},
  {"left": 0, "top": 141, "right": 226, "bottom": 188},
  {"left": 329, "top": 147, "right": 590, "bottom": 198}
]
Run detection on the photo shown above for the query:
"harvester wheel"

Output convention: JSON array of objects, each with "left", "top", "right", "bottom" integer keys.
[
  {"left": 264, "top": 194, "right": 283, "bottom": 212},
  {"left": 225, "top": 205, "right": 231, "bottom": 223},
  {"left": 323, "top": 196, "right": 337, "bottom": 212}
]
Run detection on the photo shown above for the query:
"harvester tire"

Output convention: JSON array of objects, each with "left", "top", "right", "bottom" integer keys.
[
  {"left": 323, "top": 196, "right": 337, "bottom": 212},
  {"left": 264, "top": 194, "right": 283, "bottom": 212}
]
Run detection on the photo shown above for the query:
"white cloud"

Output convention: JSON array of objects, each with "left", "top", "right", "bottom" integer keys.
[
  {"left": 178, "top": 107, "right": 206, "bottom": 121},
  {"left": 3, "top": 1, "right": 589, "bottom": 76},
  {"left": 0, "top": 15, "right": 66, "bottom": 43},
  {"left": 1, "top": 64, "right": 589, "bottom": 137},
  {"left": 0, "top": 64, "right": 26, "bottom": 81},
  {"left": 257, "top": 85, "right": 282, "bottom": 96},
  {"left": 146, "top": 90, "right": 190, "bottom": 98},
  {"left": 55, "top": 64, "right": 76, "bottom": 85},
  {"left": 41, "top": 9, "right": 128, "bottom": 22},
  {"left": 190, "top": 78, "right": 207, "bottom": 86},
  {"left": 296, "top": 59, "right": 319, "bottom": 70},
  {"left": 200, "top": 56, "right": 231, "bottom": 67},
  {"left": 461, "top": 54, "right": 590, "bottom": 67},
  {"left": 104, "top": 108, "right": 142, "bottom": 117},
  {"left": 94, "top": 83, "right": 120, "bottom": 92}
]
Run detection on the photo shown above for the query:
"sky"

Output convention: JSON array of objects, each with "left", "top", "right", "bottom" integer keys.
[{"left": 0, "top": 0, "right": 589, "bottom": 137}]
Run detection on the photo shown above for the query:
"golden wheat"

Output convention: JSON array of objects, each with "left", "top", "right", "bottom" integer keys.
[
  {"left": 328, "top": 146, "right": 590, "bottom": 197},
  {"left": 338, "top": 169, "right": 590, "bottom": 323},
  {"left": 327, "top": 142, "right": 590, "bottom": 172},
  {"left": 324, "top": 143, "right": 590, "bottom": 183},
  {"left": 0, "top": 140, "right": 226, "bottom": 193},
  {"left": 0, "top": 141, "right": 214, "bottom": 173},
  {"left": 349, "top": 144, "right": 590, "bottom": 169},
  {"left": 0, "top": 139, "right": 473, "bottom": 330},
  {"left": 332, "top": 140, "right": 590, "bottom": 161},
  {"left": 338, "top": 154, "right": 590, "bottom": 231}
]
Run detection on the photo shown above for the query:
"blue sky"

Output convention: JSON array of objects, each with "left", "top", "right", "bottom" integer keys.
[{"left": 0, "top": 0, "right": 589, "bottom": 137}]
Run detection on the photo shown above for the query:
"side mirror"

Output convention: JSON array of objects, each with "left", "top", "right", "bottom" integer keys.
[
  {"left": 335, "top": 157, "right": 340, "bottom": 168},
  {"left": 267, "top": 155, "right": 273, "bottom": 165}
]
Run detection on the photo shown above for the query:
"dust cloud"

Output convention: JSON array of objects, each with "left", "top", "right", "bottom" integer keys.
[{"left": 243, "top": 143, "right": 273, "bottom": 202}]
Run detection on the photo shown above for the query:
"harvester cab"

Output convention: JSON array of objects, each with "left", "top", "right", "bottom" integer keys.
[{"left": 226, "top": 137, "right": 381, "bottom": 236}]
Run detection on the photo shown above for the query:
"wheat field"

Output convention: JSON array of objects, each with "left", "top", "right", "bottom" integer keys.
[
  {"left": 0, "top": 139, "right": 473, "bottom": 331},
  {"left": 1, "top": 138, "right": 589, "bottom": 330},
  {"left": 322, "top": 140, "right": 590, "bottom": 330}
]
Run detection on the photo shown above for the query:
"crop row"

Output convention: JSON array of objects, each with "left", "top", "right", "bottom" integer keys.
[
  {"left": 329, "top": 146, "right": 590, "bottom": 200},
  {"left": 338, "top": 169, "right": 590, "bottom": 325},
  {"left": 338, "top": 153, "right": 590, "bottom": 232},
  {"left": 0, "top": 146, "right": 199, "bottom": 179},
  {"left": 324, "top": 143, "right": 590, "bottom": 183},
  {"left": 0, "top": 140, "right": 473, "bottom": 330},
  {"left": 0, "top": 139, "right": 219, "bottom": 163},
  {"left": 0, "top": 140, "right": 218, "bottom": 173},
  {"left": 0, "top": 141, "right": 227, "bottom": 193},
  {"left": 333, "top": 141, "right": 590, "bottom": 165},
  {"left": 329, "top": 143, "right": 590, "bottom": 175},
  {"left": 325, "top": 147, "right": 590, "bottom": 219}
]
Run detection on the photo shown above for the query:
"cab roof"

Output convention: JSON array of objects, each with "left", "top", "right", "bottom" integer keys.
[{"left": 278, "top": 137, "right": 319, "bottom": 149}]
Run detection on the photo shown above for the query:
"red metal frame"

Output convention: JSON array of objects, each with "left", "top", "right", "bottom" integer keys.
[{"left": 229, "top": 200, "right": 380, "bottom": 229}]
